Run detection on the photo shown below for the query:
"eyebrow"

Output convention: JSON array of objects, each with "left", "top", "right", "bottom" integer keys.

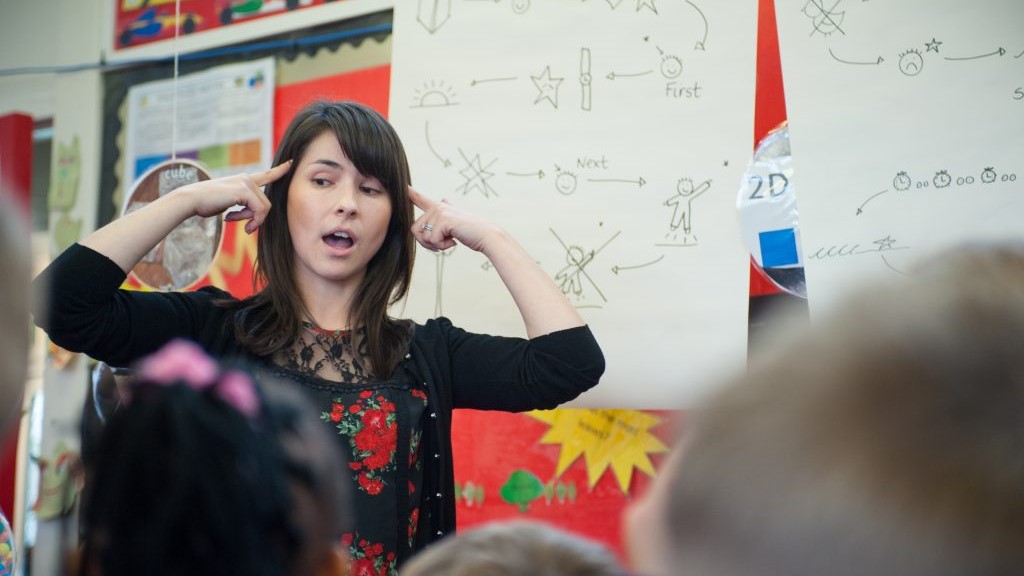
[{"left": 309, "top": 158, "right": 343, "bottom": 169}]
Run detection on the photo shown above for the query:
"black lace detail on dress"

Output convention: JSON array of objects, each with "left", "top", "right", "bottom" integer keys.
[{"left": 279, "top": 323, "right": 372, "bottom": 384}]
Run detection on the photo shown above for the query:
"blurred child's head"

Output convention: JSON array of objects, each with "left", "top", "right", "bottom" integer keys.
[
  {"left": 399, "top": 519, "right": 624, "bottom": 576},
  {"left": 78, "top": 339, "right": 351, "bottom": 576},
  {"left": 659, "top": 242, "right": 1024, "bottom": 576}
]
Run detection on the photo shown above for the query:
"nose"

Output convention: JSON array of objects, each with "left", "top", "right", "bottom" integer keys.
[{"left": 334, "top": 178, "right": 359, "bottom": 214}]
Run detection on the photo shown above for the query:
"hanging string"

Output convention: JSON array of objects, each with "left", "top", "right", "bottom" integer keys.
[{"left": 170, "top": 0, "right": 182, "bottom": 160}]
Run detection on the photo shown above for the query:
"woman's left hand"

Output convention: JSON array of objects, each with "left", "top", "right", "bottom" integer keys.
[
  {"left": 409, "top": 187, "right": 499, "bottom": 253},
  {"left": 409, "top": 187, "right": 584, "bottom": 336}
]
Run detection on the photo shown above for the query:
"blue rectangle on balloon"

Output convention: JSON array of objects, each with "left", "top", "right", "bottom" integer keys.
[{"left": 759, "top": 228, "right": 799, "bottom": 267}]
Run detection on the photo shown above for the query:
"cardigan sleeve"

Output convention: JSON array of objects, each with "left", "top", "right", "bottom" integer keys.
[
  {"left": 32, "top": 243, "right": 234, "bottom": 367},
  {"left": 423, "top": 317, "right": 605, "bottom": 412}
]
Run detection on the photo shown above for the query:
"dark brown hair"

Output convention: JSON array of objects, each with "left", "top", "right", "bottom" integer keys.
[
  {"left": 230, "top": 100, "right": 415, "bottom": 379},
  {"left": 79, "top": 351, "right": 352, "bottom": 576}
]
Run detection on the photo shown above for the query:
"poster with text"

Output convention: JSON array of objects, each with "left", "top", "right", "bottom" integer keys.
[{"left": 124, "top": 57, "right": 275, "bottom": 194}]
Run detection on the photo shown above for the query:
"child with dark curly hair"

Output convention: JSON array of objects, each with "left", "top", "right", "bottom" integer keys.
[{"left": 74, "top": 339, "right": 352, "bottom": 576}]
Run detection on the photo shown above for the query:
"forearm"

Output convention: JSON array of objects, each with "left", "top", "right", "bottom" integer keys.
[
  {"left": 480, "top": 227, "right": 585, "bottom": 338},
  {"left": 80, "top": 190, "right": 197, "bottom": 273}
]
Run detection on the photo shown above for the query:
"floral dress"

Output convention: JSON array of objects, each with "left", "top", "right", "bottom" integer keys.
[{"left": 268, "top": 322, "right": 425, "bottom": 576}]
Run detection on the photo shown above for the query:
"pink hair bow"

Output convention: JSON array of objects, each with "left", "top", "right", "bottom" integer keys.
[{"left": 134, "top": 339, "right": 260, "bottom": 419}]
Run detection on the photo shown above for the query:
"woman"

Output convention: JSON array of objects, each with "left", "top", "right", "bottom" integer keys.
[{"left": 35, "top": 100, "right": 604, "bottom": 572}]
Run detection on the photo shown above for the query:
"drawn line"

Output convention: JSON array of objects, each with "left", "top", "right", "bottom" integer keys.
[
  {"left": 685, "top": 0, "right": 709, "bottom": 49},
  {"left": 550, "top": 228, "right": 571, "bottom": 254},
  {"left": 944, "top": 48, "right": 1005, "bottom": 61},
  {"left": 606, "top": 70, "right": 653, "bottom": 80},
  {"left": 853, "top": 245, "right": 910, "bottom": 256},
  {"left": 855, "top": 189, "right": 889, "bottom": 215},
  {"left": 586, "top": 177, "right": 646, "bottom": 187},
  {"left": 425, "top": 121, "right": 451, "bottom": 168},
  {"left": 829, "top": 48, "right": 882, "bottom": 65},
  {"left": 881, "top": 254, "right": 906, "bottom": 275},
  {"left": 808, "top": 0, "right": 845, "bottom": 35},
  {"left": 505, "top": 170, "right": 545, "bottom": 179},
  {"left": 470, "top": 77, "right": 518, "bottom": 86},
  {"left": 612, "top": 254, "right": 664, "bottom": 274},
  {"left": 594, "top": 230, "right": 622, "bottom": 255}
]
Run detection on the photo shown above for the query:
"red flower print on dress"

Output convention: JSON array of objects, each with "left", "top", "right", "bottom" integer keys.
[
  {"left": 329, "top": 403, "right": 345, "bottom": 423},
  {"left": 345, "top": 533, "right": 398, "bottom": 576},
  {"left": 320, "top": 390, "right": 398, "bottom": 496},
  {"left": 358, "top": 470, "right": 384, "bottom": 495},
  {"left": 408, "top": 508, "right": 420, "bottom": 548}
]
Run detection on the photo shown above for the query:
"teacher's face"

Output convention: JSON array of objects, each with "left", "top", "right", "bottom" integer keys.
[{"left": 287, "top": 130, "right": 392, "bottom": 293}]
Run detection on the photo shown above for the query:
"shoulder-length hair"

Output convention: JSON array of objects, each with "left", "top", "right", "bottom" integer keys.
[{"left": 228, "top": 100, "right": 415, "bottom": 380}]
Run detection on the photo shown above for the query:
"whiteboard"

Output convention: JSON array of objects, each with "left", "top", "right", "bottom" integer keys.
[
  {"left": 776, "top": 0, "right": 1024, "bottom": 315},
  {"left": 389, "top": 0, "right": 758, "bottom": 408}
]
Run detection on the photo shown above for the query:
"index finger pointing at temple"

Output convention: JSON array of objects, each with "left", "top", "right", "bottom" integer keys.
[
  {"left": 408, "top": 186, "right": 437, "bottom": 211},
  {"left": 252, "top": 159, "right": 294, "bottom": 187}
]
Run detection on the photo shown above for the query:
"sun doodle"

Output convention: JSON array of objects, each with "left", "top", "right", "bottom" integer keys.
[
  {"left": 528, "top": 409, "right": 669, "bottom": 493},
  {"left": 412, "top": 80, "right": 459, "bottom": 108}
]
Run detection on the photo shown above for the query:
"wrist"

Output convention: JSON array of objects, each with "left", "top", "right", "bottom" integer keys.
[
  {"left": 477, "top": 224, "right": 513, "bottom": 255},
  {"left": 165, "top": 184, "right": 203, "bottom": 219}
]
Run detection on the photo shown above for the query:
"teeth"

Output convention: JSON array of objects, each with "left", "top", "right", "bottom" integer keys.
[{"left": 332, "top": 231, "right": 350, "bottom": 239}]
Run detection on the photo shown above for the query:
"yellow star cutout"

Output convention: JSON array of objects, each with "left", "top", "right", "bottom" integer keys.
[{"left": 529, "top": 408, "right": 669, "bottom": 493}]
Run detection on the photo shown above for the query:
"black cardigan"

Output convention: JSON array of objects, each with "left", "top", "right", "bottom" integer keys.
[{"left": 34, "top": 243, "right": 606, "bottom": 552}]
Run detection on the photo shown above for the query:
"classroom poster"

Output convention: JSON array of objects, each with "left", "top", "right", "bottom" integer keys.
[
  {"left": 123, "top": 57, "right": 275, "bottom": 189},
  {"left": 775, "top": 0, "right": 1024, "bottom": 314},
  {"left": 120, "top": 58, "right": 274, "bottom": 291},
  {"left": 389, "top": 1, "right": 759, "bottom": 408},
  {"left": 114, "top": 0, "right": 370, "bottom": 49}
]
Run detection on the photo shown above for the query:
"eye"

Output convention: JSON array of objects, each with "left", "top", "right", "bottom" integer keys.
[
  {"left": 312, "top": 177, "right": 332, "bottom": 187},
  {"left": 360, "top": 184, "right": 383, "bottom": 195}
]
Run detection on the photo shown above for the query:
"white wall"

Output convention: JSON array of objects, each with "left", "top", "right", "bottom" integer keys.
[{"left": 0, "top": 0, "right": 66, "bottom": 118}]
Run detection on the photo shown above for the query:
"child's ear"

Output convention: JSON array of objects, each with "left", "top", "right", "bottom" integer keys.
[{"left": 319, "top": 546, "right": 350, "bottom": 576}]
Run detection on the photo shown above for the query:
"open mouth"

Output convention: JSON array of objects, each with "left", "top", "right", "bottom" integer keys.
[{"left": 323, "top": 231, "right": 354, "bottom": 249}]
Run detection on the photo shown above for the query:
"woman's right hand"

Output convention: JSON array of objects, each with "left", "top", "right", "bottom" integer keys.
[
  {"left": 80, "top": 160, "right": 294, "bottom": 272},
  {"left": 185, "top": 160, "right": 292, "bottom": 234}
]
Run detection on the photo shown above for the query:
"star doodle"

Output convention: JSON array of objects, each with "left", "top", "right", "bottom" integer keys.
[
  {"left": 636, "top": 0, "right": 658, "bottom": 13},
  {"left": 925, "top": 38, "right": 942, "bottom": 53},
  {"left": 531, "top": 65, "right": 564, "bottom": 108},
  {"left": 873, "top": 234, "right": 897, "bottom": 251}
]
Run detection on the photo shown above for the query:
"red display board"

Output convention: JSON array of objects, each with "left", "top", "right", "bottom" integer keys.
[{"left": 0, "top": 112, "right": 33, "bottom": 528}]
